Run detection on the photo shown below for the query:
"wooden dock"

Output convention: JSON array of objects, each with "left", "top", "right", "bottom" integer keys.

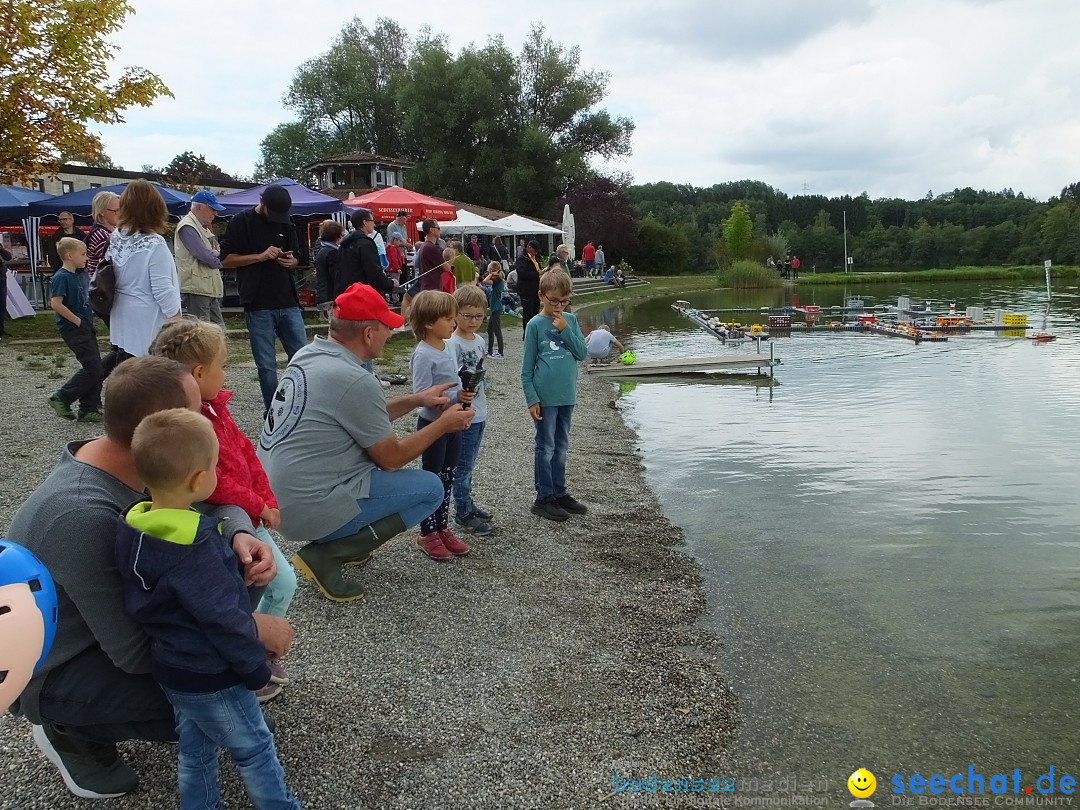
[{"left": 585, "top": 354, "right": 780, "bottom": 377}]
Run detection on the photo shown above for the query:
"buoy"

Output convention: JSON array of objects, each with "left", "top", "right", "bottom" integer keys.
[{"left": 619, "top": 351, "right": 637, "bottom": 365}]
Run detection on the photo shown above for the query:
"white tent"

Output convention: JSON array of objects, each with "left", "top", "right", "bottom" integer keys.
[
  {"left": 437, "top": 208, "right": 515, "bottom": 235},
  {"left": 492, "top": 213, "right": 564, "bottom": 236}
]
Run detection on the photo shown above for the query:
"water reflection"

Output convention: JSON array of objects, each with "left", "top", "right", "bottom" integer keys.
[{"left": 583, "top": 280, "right": 1080, "bottom": 778}]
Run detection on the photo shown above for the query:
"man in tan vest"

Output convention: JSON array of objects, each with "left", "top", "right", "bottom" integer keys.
[{"left": 175, "top": 190, "right": 227, "bottom": 326}]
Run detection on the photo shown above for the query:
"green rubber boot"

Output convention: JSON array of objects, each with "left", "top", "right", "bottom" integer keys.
[
  {"left": 342, "top": 514, "right": 407, "bottom": 567},
  {"left": 291, "top": 515, "right": 408, "bottom": 602}
]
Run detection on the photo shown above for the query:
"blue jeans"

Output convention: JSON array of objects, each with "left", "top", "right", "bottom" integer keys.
[
  {"left": 254, "top": 526, "right": 296, "bottom": 618},
  {"left": 162, "top": 684, "right": 300, "bottom": 810},
  {"left": 534, "top": 405, "right": 574, "bottom": 501},
  {"left": 453, "top": 419, "right": 486, "bottom": 516},
  {"left": 245, "top": 308, "right": 308, "bottom": 411},
  {"left": 317, "top": 468, "right": 443, "bottom": 542}
]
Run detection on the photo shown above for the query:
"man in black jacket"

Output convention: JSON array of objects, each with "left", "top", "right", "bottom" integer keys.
[
  {"left": 515, "top": 239, "right": 543, "bottom": 335},
  {"left": 336, "top": 208, "right": 394, "bottom": 299}
]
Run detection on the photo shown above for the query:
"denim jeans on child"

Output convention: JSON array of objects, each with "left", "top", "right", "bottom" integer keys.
[
  {"left": 317, "top": 468, "right": 444, "bottom": 543},
  {"left": 161, "top": 683, "right": 300, "bottom": 810},
  {"left": 253, "top": 525, "right": 296, "bottom": 618},
  {"left": 534, "top": 405, "right": 574, "bottom": 501},
  {"left": 453, "top": 419, "right": 486, "bottom": 517},
  {"left": 245, "top": 308, "right": 308, "bottom": 411},
  {"left": 417, "top": 417, "right": 461, "bottom": 535}
]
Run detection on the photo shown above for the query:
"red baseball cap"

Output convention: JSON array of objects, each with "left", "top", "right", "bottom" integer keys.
[{"left": 333, "top": 283, "right": 405, "bottom": 329}]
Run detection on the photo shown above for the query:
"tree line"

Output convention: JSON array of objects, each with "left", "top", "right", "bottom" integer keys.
[{"left": 621, "top": 180, "right": 1080, "bottom": 274}]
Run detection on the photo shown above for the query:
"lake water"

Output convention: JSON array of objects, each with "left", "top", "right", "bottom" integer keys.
[{"left": 578, "top": 280, "right": 1080, "bottom": 785}]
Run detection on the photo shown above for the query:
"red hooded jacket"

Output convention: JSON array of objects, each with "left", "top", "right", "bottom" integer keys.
[{"left": 201, "top": 390, "right": 278, "bottom": 524}]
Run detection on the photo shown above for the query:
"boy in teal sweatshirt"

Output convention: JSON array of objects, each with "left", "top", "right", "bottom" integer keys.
[{"left": 520, "top": 270, "right": 588, "bottom": 522}]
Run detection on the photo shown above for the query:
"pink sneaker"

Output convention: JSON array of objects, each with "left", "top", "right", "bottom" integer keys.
[
  {"left": 438, "top": 529, "right": 470, "bottom": 556},
  {"left": 417, "top": 532, "right": 453, "bottom": 560}
]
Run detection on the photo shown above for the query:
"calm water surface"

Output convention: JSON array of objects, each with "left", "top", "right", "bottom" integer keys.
[{"left": 579, "top": 280, "right": 1080, "bottom": 781}]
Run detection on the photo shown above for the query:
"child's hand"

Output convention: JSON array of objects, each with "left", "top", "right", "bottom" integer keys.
[
  {"left": 260, "top": 506, "right": 281, "bottom": 530},
  {"left": 552, "top": 313, "right": 567, "bottom": 332},
  {"left": 528, "top": 404, "right": 542, "bottom": 421},
  {"left": 459, "top": 389, "right": 476, "bottom": 406}
]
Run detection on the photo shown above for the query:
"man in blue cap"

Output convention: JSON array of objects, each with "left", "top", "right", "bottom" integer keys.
[{"left": 175, "top": 189, "right": 227, "bottom": 327}]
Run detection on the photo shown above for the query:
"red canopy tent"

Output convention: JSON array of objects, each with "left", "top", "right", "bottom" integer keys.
[{"left": 343, "top": 186, "right": 457, "bottom": 243}]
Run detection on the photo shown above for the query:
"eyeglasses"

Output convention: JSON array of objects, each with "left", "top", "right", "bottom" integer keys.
[
  {"left": 459, "top": 312, "right": 485, "bottom": 321},
  {"left": 544, "top": 296, "right": 572, "bottom": 306}
]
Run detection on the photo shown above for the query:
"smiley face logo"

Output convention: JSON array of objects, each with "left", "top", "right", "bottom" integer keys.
[{"left": 848, "top": 769, "right": 876, "bottom": 799}]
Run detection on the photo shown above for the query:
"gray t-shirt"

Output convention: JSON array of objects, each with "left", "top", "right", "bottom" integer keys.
[
  {"left": 586, "top": 329, "right": 618, "bottom": 358},
  {"left": 448, "top": 333, "right": 488, "bottom": 422},
  {"left": 410, "top": 340, "right": 461, "bottom": 422},
  {"left": 258, "top": 337, "right": 391, "bottom": 541}
]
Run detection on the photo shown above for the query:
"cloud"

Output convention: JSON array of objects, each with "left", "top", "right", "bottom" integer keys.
[{"left": 89, "top": 0, "right": 1080, "bottom": 201}]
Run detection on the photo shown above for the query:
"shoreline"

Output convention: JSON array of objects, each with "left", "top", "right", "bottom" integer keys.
[{"left": 0, "top": 307, "right": 734, "bottom": 808}]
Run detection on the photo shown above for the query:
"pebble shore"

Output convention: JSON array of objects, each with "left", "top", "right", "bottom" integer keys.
[{"left": 0, "top": 322, "right": 734, "bottom": 809}]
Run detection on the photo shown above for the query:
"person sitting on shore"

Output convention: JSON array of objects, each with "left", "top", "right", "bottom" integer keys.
[
  {"left": 151, "top": 318, "right": 297, "bottom": 695},
  {"left": 257, "top": 283, "right": 474, "bottom": 602},
  {"left": 585, "top": 324, "right": 625, "bottom": 364},
  {"left": 6, "top": 356, "right": 286, "bottom": 801},
  {"left": 116, "top": 409, "right": 301, "bottom": 810}
]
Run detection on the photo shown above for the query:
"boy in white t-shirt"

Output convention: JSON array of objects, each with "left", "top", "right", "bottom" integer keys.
[
  {"left": 585, "top": 324, "right": 624, "bottom": 363},
  {"left": 448, "top": 285, "right": 494, "bottom": 535}
]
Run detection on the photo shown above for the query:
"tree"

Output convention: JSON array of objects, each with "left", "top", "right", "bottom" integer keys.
[
  {"left": 628, "top": 218, "right": 692, "bottom": 274},
  {"left": 722, "top": 202, "right": 753, "bottom": 261},
  {"left": 259, "top": 20, "right": 634, "bottom": 216},
  {"left": 0, "top": 1, "right": 171, "bottom": 185},
  {"left": 558, "top": 177, "right": 638, "bottom": 260}
]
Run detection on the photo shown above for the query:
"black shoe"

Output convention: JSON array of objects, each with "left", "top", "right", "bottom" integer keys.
[
  {"left": 530, "top": 499, "right": 570, "bottom": 522},
  {"left": 33, "top": 723, "right": 139, "bottom": 799},
  {"left": 555, "top": 494, "right": 588, "bottom": 515}
]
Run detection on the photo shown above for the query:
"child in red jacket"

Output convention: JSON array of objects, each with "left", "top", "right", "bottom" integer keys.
[{"left": 151, "top": 318, "right": 297, "bottom": 696}]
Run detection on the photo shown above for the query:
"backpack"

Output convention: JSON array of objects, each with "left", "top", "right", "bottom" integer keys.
[{"left": 88, "top": 259, "right": 116, "bottom": 322}]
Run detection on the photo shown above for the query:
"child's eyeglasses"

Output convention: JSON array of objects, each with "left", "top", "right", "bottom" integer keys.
[
  {"left": 544, "top": 296, "right": 571, "bottom": 306},
  {"left": 459, "top": 313, "right": 485, "bottom": 321}
]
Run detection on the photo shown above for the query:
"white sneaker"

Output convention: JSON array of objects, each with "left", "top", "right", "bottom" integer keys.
[{"left": 489, "top": 352, "right": 504, "bottom": 359}]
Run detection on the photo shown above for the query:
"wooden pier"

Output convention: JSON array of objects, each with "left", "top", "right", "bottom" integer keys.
[{"left": 586, "top": 354, "right": 780, "bottom": 377}]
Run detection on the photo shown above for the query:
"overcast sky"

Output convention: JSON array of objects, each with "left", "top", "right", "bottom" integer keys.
[{"left": 96, "top": 0, "right": 1079, "bottom": 201}]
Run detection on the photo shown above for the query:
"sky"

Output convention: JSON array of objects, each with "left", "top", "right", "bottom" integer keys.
[{"left": 95, "top": 0, "right": 1080, "bottom": 202}]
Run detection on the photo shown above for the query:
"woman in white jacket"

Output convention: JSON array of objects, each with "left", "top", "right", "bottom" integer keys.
[{"left": 104, "top": 180, "right": 182, "bottom": 373}]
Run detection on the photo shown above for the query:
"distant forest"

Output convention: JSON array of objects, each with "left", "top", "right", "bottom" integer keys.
[{"left": 620, "top": 180, "right": 1080, "bottom": 274}]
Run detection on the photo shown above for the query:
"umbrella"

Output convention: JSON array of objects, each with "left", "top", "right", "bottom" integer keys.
[
  {"left": 0, "top": 185, "right": 53, "bottom": 222},
  {"left": 28, "top": 182, "right": 193, "bottom": 217},
  {"left": 561, "top": 204, "right": 576, "bottom": 261},
  {"left": 214, "top": 177, "right": 343, "bottom": 217},
  {"left": 437, "top": 209, "right": 515, "bottom": 236},
  {"left": 344, "top": 186, "right": 457, "bottom": 221}
]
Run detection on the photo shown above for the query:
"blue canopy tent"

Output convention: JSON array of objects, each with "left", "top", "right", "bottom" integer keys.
[
  {"left": 214, "top": 178, "right": 343, "bottom": 217},
  {"left": 0, "top": 185, "right": 54, "bottom": 222},
  {"left": 27, "top": 182, "right": 193, "bottom": 217}
]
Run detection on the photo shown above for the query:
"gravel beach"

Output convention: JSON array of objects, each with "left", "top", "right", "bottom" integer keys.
[{"left": 0, "top": 317, "right": 734, "bottom": 809}]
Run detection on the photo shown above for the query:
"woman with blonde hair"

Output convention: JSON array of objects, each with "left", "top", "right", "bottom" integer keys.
[
  {"left": 85, "top": 190, "right": 120, "bottom": 280},
  {"left": 103, "top": 179, "right": 181, "bottom": 373}
]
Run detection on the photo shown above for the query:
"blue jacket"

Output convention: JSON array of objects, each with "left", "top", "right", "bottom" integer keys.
[{"left": 115, "top": 504, "right": 270, "bottom": 693}]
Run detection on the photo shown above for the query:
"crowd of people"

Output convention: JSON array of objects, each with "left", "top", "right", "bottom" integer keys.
[{"left": 7, "top": 180, "right": 629, "bottom": 806}]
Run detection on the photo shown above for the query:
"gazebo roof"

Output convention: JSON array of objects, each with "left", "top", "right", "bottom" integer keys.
[{"left": 303, "top": 151, "right": 416, "bottom": 171}]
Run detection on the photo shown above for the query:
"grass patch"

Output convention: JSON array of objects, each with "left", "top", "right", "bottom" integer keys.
[
  {"left": 798, "top": 265, "right": 1080, "bottom": 285},
  {"left": 716, "top": 260, "right": 783, "bottom": 289}
]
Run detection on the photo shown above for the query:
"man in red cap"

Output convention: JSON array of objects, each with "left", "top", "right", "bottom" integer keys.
[{"left": 257, "top": 283, "right": 474, "bottom": 602}]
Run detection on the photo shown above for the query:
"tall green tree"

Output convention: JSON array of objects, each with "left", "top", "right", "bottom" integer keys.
[
  {"left": 259, "top": 21, "right": 633, "bottom": 216},
  {"left": 722, "top": 202, "right": 753, "bottom": 261},
  {"left": 0, "top": 0, "right": 171, "bottom": 184}
]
